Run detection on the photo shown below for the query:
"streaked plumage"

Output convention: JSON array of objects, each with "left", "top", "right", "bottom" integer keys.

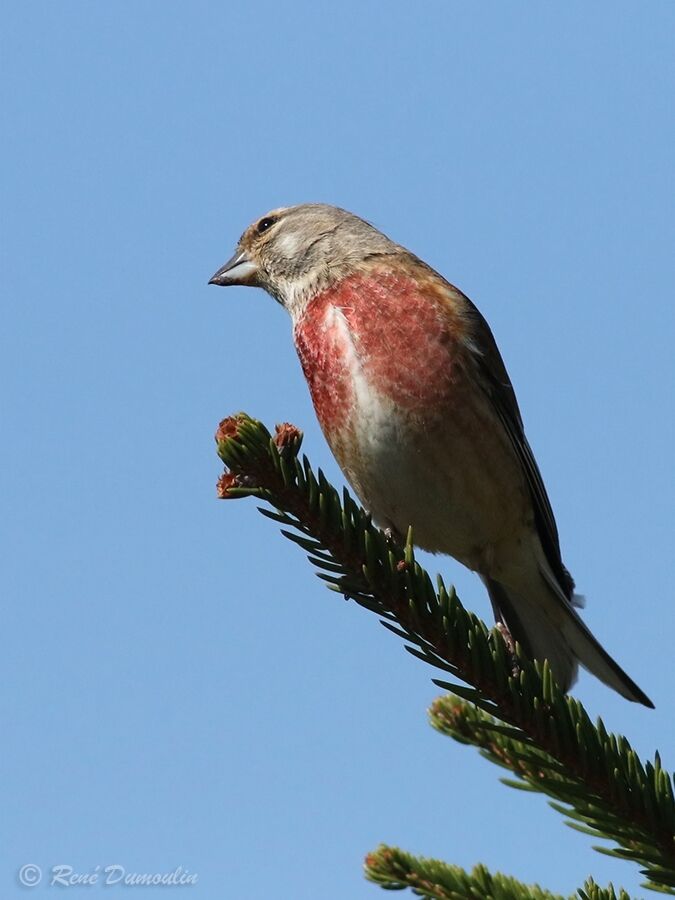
[{"left": 209, "top": 203, "right": 652, "bottom": 707}]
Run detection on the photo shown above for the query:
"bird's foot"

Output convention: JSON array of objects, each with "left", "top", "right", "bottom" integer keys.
[{"left": 384, "top": 525, "right": 404, "bottom": 546}]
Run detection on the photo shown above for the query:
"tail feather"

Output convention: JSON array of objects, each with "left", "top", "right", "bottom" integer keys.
[
  {"left": 559, "top": 601, "right": 654, "bottom": 707},
  {"left": 484, "top": 577, "right": 578, "bottom": 691},
  {"left": 484, "top": 576, "right": 653, "bottom": 708}
]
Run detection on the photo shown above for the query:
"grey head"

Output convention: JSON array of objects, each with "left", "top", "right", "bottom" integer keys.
[{"left": 208, "top": 203, "right": 399, "bottom": 313}]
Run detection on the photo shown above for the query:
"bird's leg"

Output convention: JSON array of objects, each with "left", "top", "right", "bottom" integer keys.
[
  {"left": 495, "top": 621, "right": 521, "bottom": 678},
  {"left": 495, "top": 620, "right": 515, "bottom": 652}
]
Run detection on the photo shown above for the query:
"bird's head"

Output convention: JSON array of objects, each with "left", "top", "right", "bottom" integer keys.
[{"left": 209, "top": 203, "right": 397, "bottom": 316}]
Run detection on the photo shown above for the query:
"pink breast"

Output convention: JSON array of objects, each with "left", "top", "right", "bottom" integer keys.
[
  {"left": 293, "top": 269, "right": 466, "bottom": 435},
  {"left": 293, "top": 293, "right": 355, "bottom": 435}
]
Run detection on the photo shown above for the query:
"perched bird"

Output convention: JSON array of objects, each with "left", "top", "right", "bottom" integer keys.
[{"left": 209, "top": 204, "right": 652, "bottom": 707}]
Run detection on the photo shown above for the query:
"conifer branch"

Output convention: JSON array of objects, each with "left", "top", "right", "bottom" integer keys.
[
  {"left": 577, "top": 881, "right": 633, "bottom": 900},
  {"left": 214, "top": 413, "right": 675, "bottom": 894},
  {"left": 364, "top": 844, "right": 568, "bottom": 899},
  {"left": 365, "top": 847, "right": 633, "bottom": 900}
]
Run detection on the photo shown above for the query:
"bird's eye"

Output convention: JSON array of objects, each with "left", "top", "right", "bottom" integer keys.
[{"left": 257, "top": 216, "right": 277, "bottom": 234}]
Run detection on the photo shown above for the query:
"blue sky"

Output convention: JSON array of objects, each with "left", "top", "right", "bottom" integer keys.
[{"left": 2, "top": 2, "right": 673, "bottom": 897}]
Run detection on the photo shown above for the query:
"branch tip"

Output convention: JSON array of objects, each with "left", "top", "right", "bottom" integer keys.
[
  {"left": 273, "top": 422, "right": 303, "bottom": 453},
  {"left": 216, "top": 472, "right": 240, "bottom": 499},
  {"left": 215, "top": 414, "right": 246, "bottom": 444}
]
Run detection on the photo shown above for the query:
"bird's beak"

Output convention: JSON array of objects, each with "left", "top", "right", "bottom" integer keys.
[{"left": 208, "top": 249, "right": 258, "bottom": 287}]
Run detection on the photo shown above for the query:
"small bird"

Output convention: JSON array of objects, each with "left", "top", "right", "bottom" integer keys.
[{"left": 209, "top": 204, "right": 652, "bottom": 707}]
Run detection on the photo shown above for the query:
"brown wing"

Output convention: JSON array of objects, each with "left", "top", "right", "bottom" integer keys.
[{"left": 458, "top": 289, "right": 576, "bottom": 601}]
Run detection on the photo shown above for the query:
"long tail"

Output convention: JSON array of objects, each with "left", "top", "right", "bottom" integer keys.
[{"left": 484, "top": 576, "right": 653, "bottom": 708}]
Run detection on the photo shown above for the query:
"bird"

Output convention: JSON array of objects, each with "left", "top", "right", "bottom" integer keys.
[{"left": 209, "top": 203, "right": 653, "bottom": 707}]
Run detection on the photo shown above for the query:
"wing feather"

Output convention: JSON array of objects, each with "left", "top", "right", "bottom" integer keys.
[{"left": 458, "top": 290, "right": 576, "bottom": 601}]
